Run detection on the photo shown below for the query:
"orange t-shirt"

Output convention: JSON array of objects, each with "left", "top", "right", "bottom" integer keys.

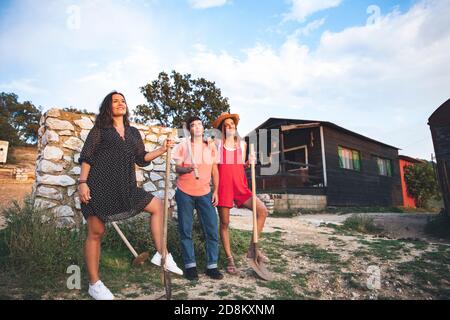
[{"left": 172, "top": 140, "right": 218, "bottom": 197}]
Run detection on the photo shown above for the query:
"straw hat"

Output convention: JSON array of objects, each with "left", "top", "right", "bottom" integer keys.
[{"left": 212, "top": 112, "right": 240, "bottom": 129}]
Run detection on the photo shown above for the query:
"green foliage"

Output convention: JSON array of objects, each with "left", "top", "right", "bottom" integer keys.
[
  {"left": 134, "top": 71, "right": 230, "bottom": 128},
  {"left": 342, "top": 214, "right": 382, "bottom": 234},
  {"left": 289, "top": 243, "right": 342, "bottom": 265},
  {"left": 102, "top": 213, "right": 207, "bottom": 268},
  {"left": 358, "top": 239, "right": 407, "bottom": 260},
  {"left": 397, "top": 245, "right": 450, "bottom": 297},
  {"left": 0, "top": 92, "right": 42, "bottom": 146},
  {"left": 0, "top": 197, "right": 85, "bottom": 289},
  {"left": 104, "top": 212, "right": 249, "bottom": 270},
  {"left": 0, "top": 196, "right": 256, "bottom": 298},
  {"left": 404, "top": 162, "right": 441, "bottom": 208}
]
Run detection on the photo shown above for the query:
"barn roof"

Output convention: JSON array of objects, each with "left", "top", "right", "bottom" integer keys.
[
  {"left": 428, "top": 99, "right": 450, "bottom": 127},
  {"left": 398, "top": 155, "right": 427, "bottom": 164},
  {"left": 247, "top": 117, "right": 399, "bottom": 150}
]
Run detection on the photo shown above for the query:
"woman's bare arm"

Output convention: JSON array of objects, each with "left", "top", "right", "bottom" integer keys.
[
  {"left": 143, "top": 139, "right": 174, "bottom": 162},
  {"left": 78, "top": 162, "right": 92, "bottom": 204}
]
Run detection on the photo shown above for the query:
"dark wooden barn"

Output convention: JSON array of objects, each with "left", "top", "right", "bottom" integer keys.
[
  {"left": 428, "top": 99, "right": 450, "bottom": 216},
  {"left": 246, "top": 118, "right": 403, "bottom": 207}
]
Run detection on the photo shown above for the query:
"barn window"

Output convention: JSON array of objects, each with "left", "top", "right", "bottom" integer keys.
[
  {"left": 376, "top": 157, "right": 392, "bottom": 176},
  {"left": 338, "top": 146, "right": 361, "bottom": 171},
  {"left": 284, "top": 145, "right": 308, "bottom": 172}
]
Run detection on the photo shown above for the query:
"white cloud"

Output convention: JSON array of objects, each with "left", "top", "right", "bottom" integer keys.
[
  {"left": 0, "top": 0, "right": 155, "bottom": 64},
  {"left": 0, "top": 0, "right": 173, "bottom": 111},
  {"left": 189, "top": 0, "right": 228, "bottom": 9},
  {"left": 284, "top": 0, "right": 342, "bottom": 22},
  {"left": 2, "top": 0, "right": 449, "bottom": 160},
  {"left": 0, "top": 79, "right": 46, "bottom": 96},
  {"left": 289, "top": 18, "right": 326, "bottom": 39},
  {"left": 176, "top": 0, "right": 450, "bottom": 159},
  {"left": 73, "top": 46, "right": 163, "bottom": 111}
]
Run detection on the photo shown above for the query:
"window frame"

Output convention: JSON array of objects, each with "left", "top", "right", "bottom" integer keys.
[
  {"left": 374, "top": 156, "right": 393, "bottom": 177},
  {"left": 338, "top": 145, "right": 362, "bottom": 172}
]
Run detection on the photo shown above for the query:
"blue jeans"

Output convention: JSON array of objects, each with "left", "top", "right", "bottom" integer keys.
[{"left": 175, "top": 188, "right": 219, "bottom": 269}]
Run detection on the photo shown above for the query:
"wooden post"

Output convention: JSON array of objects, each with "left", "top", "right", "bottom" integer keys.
[
  {"left": 320, "top": 126, "right": 328, "bottom": 187},
  {"left": 280, "top": 132, "right": 287, "bottom": 189}
]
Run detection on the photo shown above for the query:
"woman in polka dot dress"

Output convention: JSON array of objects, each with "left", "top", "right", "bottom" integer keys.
[{"left": 77, "top": 91, "right": 182, "bottom": 300}]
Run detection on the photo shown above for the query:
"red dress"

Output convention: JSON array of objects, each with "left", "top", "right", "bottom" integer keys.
[{"left": 217, "top": 141, "right": 253, "bottom": 208}]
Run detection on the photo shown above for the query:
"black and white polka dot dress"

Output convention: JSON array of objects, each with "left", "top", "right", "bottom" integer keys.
[{"left": 78, "top": 125, "right": 154, "bottom": 223}]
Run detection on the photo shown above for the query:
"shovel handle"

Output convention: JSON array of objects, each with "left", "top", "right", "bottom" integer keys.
[
  {"left": 250, "top": 144, "right": 258, "bottom": 244},
  {"left": 161, "top": 141, "right": 173, "bottom": 300},
  {"left": 183, "top": 126, "right": 199, "bottom": 179},
  {"left": 111, "top": 222, "right": 138, "bottom": 258},
  {"left": 162, "top": 144, "right": 172, "bottom": 262}
]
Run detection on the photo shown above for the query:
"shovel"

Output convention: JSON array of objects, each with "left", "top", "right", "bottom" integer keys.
[
  {"left": 247, "top": 144, "right": 273, "bottom": 281},
  {"left": 183, "top": 124, "right": 199, "bottom": 179},
  {"left": 111, "top": 222, "right": 149, "bottom": 266},
  {"left": 160, "top": 140, "right": 173, "bottom": 300}
]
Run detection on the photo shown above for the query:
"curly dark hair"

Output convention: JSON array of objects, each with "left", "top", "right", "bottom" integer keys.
[
  {"left": 94, "top": 91, "right": 130, "bottom": 128},
  {"left": 186, "top": 116, "right": 203, "bottom": 129}
]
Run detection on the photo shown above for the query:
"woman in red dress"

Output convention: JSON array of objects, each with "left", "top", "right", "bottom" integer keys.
[{"left": 212, "top": 112, "right": 269, "bottom": 275}]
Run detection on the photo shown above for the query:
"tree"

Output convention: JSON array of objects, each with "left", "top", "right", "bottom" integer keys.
[
  {"left": 0, "top": 92, "right": 42, "bottom": 146},
  {"left": 134, "top": 71, "right": 230, "bottom": 128},
  {"left": 404, "top": 162, "right": 441, "bottom": 208}
]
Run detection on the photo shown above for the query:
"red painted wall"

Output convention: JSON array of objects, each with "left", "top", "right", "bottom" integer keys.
[{"left": 399, "top": 159, "right": 417, "bottom": 208}]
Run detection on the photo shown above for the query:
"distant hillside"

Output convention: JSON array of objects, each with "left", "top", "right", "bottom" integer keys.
[{"left": 6, "top": 146, "right": 38, "bottom": 169}]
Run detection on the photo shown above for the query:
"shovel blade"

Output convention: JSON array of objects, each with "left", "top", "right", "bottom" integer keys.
[
  {"left": 247, "top": 242, "right": 273, "bottom": 281},
  {"left": 132, "top": 252, "right": 150, "bottom": 266},
  {"left": 247, "top": 258, "right": 273, "bottom": 281}
]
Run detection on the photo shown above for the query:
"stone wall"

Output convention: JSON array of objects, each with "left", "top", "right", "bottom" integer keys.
[
  {"left": 31, "top": 108, "right": 327, "bottom": 227},
  {"left": 0, "top": 167, "right": 32, "bottom": 181},
  {"left": 31, "top": 108, "right": 178, "bottom": 227},
  {"left": 258, "top": 193, "right": 327, "bottom": 213}
]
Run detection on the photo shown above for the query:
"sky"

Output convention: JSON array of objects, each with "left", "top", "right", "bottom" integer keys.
[{"left": 1, "top": 0, "right": 449, "bottom": 160}]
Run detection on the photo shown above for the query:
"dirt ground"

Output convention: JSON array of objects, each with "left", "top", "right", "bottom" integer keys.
[
  {"left": 0, "top": 145, "right": 36, "bottom": 229},
  {"left": 0, "top": 182, "right": 34, "bottom": 230},
  {"left": 1, "top": 182, "right": 449, "bottom": 300},
  {"left": 102, "top": 209, "right": 448, "bottom": 300},
  {"left": 143, "top": 210, "right": 447, "bottom": 300}
]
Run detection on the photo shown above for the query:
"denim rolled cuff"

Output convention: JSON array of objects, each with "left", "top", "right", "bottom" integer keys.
[{"left": 185, "top": 262, "right": 197, "bottom": 269}]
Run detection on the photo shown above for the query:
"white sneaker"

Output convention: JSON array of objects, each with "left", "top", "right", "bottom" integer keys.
[
  {"left": 151, "top": 252, "right": 183, "bottom": 275},
  {"left": 88, "top": 280, "right": 115, "bottom": 300}
]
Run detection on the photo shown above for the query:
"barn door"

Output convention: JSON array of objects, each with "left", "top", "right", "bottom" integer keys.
[{"left": 440, "top": 160, "right": 450, "bottom": 216}]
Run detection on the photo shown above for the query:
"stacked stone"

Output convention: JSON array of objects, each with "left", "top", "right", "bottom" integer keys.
[
  {"left": 267, "top": 194, "right": 327, "bottom": 212},
  {"left": 32, "top": 108, "right": 178, "bottom": 228},
  {"left": 257, "top": 194, "right": 275, "bottom": 214},
  {"left": 14, "top": 168, "right": 29, "bottom": 181}
]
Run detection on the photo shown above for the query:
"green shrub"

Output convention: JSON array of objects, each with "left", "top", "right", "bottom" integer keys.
[
  {"left": 0, "top": 197, "right": 85, "bottom": 289},
  {"left": 104, "top": 212, "right": 250, "bottom": 270},
  {"left": 0, "top": 198, "right": 252, "bottom": 296},
  {"left": 342, "top": 214, "right": 382, "bottom": 234},
  {"left": 404, "top": 163, "right": 441, "bottom": 208}
]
